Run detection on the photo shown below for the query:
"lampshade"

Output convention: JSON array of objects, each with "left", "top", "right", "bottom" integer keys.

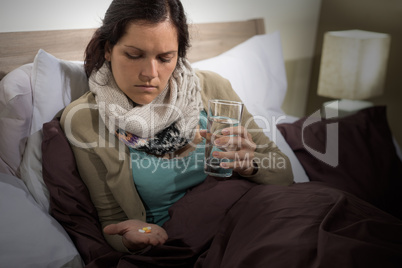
[{"left": 317, "top": 30, "right": 391, "bottom": 100}]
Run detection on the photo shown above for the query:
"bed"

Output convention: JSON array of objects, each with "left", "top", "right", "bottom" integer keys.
[{"left": 1, "top": 18, "right": 402, "bottom": 268}]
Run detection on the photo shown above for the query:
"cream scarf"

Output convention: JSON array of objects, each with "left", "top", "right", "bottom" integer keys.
[{"left": 89, "top": 59, "right": 203, "bottom": 155}]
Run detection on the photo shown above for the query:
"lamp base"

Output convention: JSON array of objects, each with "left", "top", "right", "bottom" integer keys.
[{"left": 322, "top": 99, "right": 374, "bottom": 119}]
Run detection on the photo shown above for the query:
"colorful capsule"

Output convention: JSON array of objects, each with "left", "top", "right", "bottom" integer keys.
[{"left": 139, "top": 226, "right": 152, "bottom": 233}]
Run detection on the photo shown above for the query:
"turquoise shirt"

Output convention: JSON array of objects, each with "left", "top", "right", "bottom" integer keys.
[{"left": 130, "top": 111, "right": 208, "bottom": 226}]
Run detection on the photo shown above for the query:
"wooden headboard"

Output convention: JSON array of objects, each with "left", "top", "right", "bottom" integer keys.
[{"left": 0, "top": 18, "right": 265, "bottom": 80}]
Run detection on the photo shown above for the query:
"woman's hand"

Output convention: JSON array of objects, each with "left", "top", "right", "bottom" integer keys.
[
  {"left": 103, "top": 219, "right": 168, "bottom": 252},
  {"left": 200, "top": 126, "right": 257, "bottom": 176}
]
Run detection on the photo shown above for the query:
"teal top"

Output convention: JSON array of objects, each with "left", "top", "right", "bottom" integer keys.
[{"left": 129, "top": 110, "right": 208, "bottom": 226}]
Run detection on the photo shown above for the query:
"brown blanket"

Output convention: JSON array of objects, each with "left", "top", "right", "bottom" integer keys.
[
  {"left": 86, "top": 177, "right": 402, "bottom": 268},
  {"left": 42, "top": 119, "right": 402, "bottom": 268}
]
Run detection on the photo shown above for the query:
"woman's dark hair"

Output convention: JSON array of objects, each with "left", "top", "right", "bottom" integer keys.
[{"left": 84, "top": 0, "right": 189, "bottom": 77}]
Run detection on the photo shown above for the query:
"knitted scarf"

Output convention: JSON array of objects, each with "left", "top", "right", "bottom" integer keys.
[{"left": 89, "top": 59, "right": 203, "bottom": 156}]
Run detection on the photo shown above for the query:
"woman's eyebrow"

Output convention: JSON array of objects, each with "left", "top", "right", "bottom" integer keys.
[
  {"left": 124, "top": 45, "right": 177, "bottom": 54},
  {"left": 124, "top": 45, "right": 143, "bottom": 51},
  {"left": 160, "top": 51, "right": 178, "bottom": 56}
]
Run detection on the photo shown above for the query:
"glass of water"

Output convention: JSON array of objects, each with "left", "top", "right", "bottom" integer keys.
[{"left": 204, "top": 99, "right": 244, "bottom": 177}]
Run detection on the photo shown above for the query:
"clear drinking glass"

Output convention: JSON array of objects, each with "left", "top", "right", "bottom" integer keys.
[{"left": 204, "top": 99, "right": 244, "bottom": 177}]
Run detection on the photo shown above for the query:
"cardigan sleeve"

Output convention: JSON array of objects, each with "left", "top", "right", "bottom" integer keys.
[
  {"left": 196, "top": 70, "right": 294, "bottom": 186},
  {"left": 60, "top": 92, "right": 146, "bottom": 253}
]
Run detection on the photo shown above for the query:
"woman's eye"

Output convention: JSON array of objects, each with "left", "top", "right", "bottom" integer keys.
[
  {"left": 125, "top": 53, "right": 141, "bottom": 60},
  {"left": 124, "top": 52, "right": 172, "bottom": 63},
  {"left": 159, "top": 57, "right": 172, "bottom": 63}
]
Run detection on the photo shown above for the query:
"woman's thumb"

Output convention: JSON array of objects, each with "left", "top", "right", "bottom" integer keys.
[{"left": 103, "top": 223, "right": 121, "bottom": 235}]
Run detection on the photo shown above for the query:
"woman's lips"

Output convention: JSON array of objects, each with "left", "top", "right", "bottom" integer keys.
[{"left": 135, "top": 85, "right": 157, "bottom": 92}]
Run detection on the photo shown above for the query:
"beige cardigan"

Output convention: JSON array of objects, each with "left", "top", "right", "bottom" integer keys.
[{"left": 60, "top": 70, "right": 294, "bottom": 252}]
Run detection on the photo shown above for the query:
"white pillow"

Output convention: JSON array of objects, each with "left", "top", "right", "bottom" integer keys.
[
  {"left": 0, "top": 173, "right": 83, "bottom": 268},
  {"left": 0, "top": 64, "right": 33, "bottom": 177},
  {"left": 191, "top": 31, "right": 287, "bottom": 115},
  {"left": 19, "top": 49, "right": 89, "bottom": 210},
  {"left": 19, "top": 130, "right": 50, "bottom": 211},
  {"left": 30, "top": 49, "right": 89, "bottom": 134},
  {"left": 255, "top": 110, "right": 309, "bottom": 183}
]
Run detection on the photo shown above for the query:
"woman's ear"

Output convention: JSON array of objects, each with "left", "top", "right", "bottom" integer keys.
[{"left": 104, "top": 41, "right": 111, "bottom": 61}]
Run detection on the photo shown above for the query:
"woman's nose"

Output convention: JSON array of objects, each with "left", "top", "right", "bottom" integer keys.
[{"left": 139, "top": 60, "right": 158, "bottom": 81}]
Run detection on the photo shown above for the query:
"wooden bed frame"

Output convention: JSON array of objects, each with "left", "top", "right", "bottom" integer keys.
[{"left": 0, "top": 18, "right": 265, "bottom": 80}]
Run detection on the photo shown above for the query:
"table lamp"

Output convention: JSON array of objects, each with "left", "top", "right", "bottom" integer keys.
[{"left": 317, "top": 29, "right": 391, "bottom": 117}]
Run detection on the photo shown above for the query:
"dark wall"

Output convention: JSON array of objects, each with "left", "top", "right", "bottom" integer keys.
[{"left": 306, "top": 0, "right": 402, "bottom": 147}]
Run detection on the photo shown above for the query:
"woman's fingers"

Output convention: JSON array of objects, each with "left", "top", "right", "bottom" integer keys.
[
  {"left": 214, "top": 135, "right": 256, "bottom": 151},
  {"left": 212, "top": 148, "right": 254, "bottom": 160},
  {"left": 201, "top": 125, "right": 257, "bottom": 175},
  {"left": 103, "top": 222, "right": 127, "bottom": 236},
  {"left": 209, "top": 126, "right": 257, "bottom": 176},
  {"left": 201, "top": 126, "right": 255, "bottom": 151},
  {"left": 215, "top": 150, "right": 254, "bottom": 167},
  {"left": 214, "top": 137, "right": 254, "bottom": 151},
  {"left": 221, "top": 126, "right": 251, "bottom": 139}
]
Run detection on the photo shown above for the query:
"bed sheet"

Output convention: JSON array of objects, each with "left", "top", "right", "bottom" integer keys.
[{"left": 0, "top": 173, "right": 83, "bottom": 268}]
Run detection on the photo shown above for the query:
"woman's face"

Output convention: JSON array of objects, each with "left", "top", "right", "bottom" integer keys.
[{"left": 105, "top": 21, "right": 179, "bottom": 105}]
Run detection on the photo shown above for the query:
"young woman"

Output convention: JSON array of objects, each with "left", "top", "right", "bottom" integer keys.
[{"left": 61, "top": 0, "right": 293, "bottom": 253}]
